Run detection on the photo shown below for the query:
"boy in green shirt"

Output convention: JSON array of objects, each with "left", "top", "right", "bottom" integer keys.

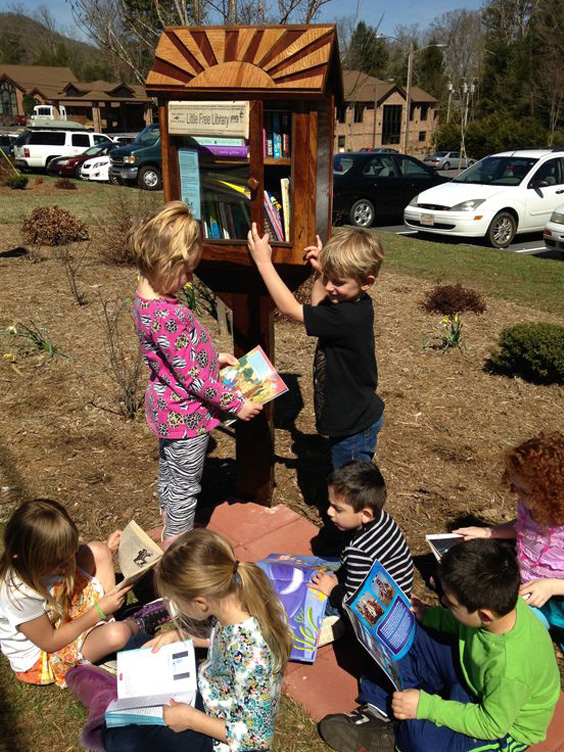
[{"left": 319, "top": 539, "right": 560, "bottom": 752}]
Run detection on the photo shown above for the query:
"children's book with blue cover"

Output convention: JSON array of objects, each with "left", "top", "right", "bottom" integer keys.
[
  {"left": 345, "top": 560, "right": 415, "bottom": 689},
  {"left": 257, "top": 554, "right": 340, "bottom": 663}
]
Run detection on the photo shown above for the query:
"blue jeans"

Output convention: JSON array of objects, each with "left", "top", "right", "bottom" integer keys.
[
  {"left": 359, "top": 624, "right": 528, "bottom": 752},
  {"left": 329, "top": 413, "right": 384, "bottom": 469}
]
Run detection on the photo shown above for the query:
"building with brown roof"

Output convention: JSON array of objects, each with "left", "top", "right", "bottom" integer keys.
[
  {"left": 0, "top": 65, "right": 153, "bottom": 132},
  {"left": 335, "top": 70, "right": 439, "bottom": 154}
]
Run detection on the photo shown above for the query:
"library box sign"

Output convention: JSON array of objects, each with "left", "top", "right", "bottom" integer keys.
[{"left": 168, "top": 101, "right": 250, "bottom": 138}]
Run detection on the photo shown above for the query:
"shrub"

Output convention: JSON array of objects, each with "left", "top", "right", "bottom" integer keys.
[
  {"left": 22, "top": 205, "right": 88, "bottom": 246},
  {"left": 4, "top": 174, "right": 28, "bottom": 190},
  {"left": 422, "top": 283, "right": 486, "bottom": 316},
  {"left": 488, "top": 323, "right": 564, "bottom": 385},
  {"left": 95, "top": 192, "right": 161, "bottom": 265},
  {"left": 55, "top": 178, "right": 77, "bottom": 190}
]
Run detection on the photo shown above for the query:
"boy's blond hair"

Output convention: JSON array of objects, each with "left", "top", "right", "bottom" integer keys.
[
  {"left": 129, "top": 200, "right": 201, "bottom": 294},
  {"left": 319, "top": 228, "right": 384, "bottom": 284}
]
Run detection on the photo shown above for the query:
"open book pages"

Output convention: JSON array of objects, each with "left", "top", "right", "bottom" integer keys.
[
  {"left": 425, "top": 533, "right": 463, "bottom": 561},
  {"left": 117, "top": 520, "right": 163, "bottom": 590},
  {"left": 105, "top": 640, "right": 197, "bottom": 727}
]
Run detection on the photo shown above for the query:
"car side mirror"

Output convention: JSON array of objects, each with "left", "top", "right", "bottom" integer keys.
[{"left": 529, "top": 179, "right": 549, "bottom": 189}]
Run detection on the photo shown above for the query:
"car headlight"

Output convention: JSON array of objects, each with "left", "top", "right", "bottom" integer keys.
[
  {"left": 450, "top": 199, "right": 486, "bottom": 212},
  {"left": 408, "top": 194, "right": 420, "bottom": 207},
  {"left": 57, "top": 160, "right": 70, "bottom": 166},
  {"left": 550, "top": 211, "right": 564, "bottom": 224},
  {"left": 123, "top": 155, "right": 136, "bottom": 164}
]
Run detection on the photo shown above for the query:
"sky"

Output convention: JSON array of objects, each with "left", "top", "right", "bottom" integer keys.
[{"left": 0, "top": 0, "right": 484, "bottom": 41}]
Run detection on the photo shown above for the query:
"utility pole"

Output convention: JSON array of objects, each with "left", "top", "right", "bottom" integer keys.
[{"left": 402, "top": 45, "right": 414, "bottom": 155}]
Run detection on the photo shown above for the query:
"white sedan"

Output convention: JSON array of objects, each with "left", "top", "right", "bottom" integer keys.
[
  {"left": 404, "top": 149, "right": 564, "bottom": 248},
  {"left": 80, "top": 154, "right": 111, "bottom": 182},
  {"left": 544, "top": 204, "right": 564, "bottom": 252}
]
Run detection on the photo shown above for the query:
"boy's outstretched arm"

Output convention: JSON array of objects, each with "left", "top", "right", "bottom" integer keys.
[
  {"left": 247, "top": 223, "right": 304, "bottom": 323},
  {"left": 303, "top": 235, "right": 327, "bottom": 306}
]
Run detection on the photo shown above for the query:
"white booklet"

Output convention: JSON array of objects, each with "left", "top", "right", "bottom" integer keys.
[
  {"left": 116, "top": 520, "right": 163, "bottom": 591},
  {"left": 425, "top": 533, "right": 463, "bottom": 561},
  {"left": 105, "top": 640, "right": 197, "bottom": 727}
]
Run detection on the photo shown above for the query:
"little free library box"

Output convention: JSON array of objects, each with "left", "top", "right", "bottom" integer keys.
[{"left": 146, "top": 24, "right": 343, "bottom": 502}]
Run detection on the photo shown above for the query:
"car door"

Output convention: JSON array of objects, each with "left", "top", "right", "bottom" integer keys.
[
  {"left": 397, "top": 155, "right": 443, "bottom": 207},
  {"left": 71, "top": 132, "right": 90, "bottom": 156},
  {"left": 523, "top": 158, "right": 564, "bottom": 230},
  {"left": 360, "top": 155, "right": 405, "bottom": 216}
]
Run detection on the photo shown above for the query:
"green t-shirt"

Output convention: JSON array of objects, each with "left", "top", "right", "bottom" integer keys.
[{"left": 417, "top": 597, "right": 560, "bottom": 744}]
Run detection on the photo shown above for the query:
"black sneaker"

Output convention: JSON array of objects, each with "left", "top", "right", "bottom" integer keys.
[
  {"left": 128, "top": 599, "right": 171, "bottom": 635},
  {"left": 318, "top": 705, "right": 395, "bottom": 752}
]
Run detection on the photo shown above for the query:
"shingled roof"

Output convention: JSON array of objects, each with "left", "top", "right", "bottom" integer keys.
[
  {"left": 0, "top": 64, "right": 77, "bottom": 99},
  {"left": 342, "top": 70, "right": 437, "bottom": 104}
]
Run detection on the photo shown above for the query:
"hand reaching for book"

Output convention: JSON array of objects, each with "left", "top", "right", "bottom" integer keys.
[
  {"left": 247, "top": 223, "right": 272, "bottom": 265},
  {"left": 99, "top": 585, "right": 130, "bottom": 617},
  {"left": 303, "top": 235, "right": 323, "bottom": 273},
  {"left": 218, "top": 352, "right": 238, "bottom": 368},
  {"left": 310, "top": 571, "right": 338, "bottom": 596},
  {"left": 237, "top": 398, "right": 263, "bottom": 421}
]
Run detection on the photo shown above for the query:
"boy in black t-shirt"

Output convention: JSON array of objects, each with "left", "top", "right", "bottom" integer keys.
[{"left": 247, "top": 223, "right": 384, "bottom": 467}]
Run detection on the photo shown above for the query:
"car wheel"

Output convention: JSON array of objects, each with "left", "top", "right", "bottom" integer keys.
[
  {"left": 349, "top": 198, "right": 375, "bottom": 228},
  {"left": 74, "top": 164, "right": 82, "bottom": 179},
  {"left": 138, "top": 166, "right": 162, "bottom": 191},
  {"left": 443, "top": 161, "right": 450, "bottom": 171},
  {"left": 486, "top": 211, "right": 517, "bottom": 248},
  {"left": 109, "top": 173, "right": 122, "bottom": 186}
]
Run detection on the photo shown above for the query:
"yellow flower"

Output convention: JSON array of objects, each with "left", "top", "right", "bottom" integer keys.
[
  {"left": 3, "top": 353, "right": 16, "bottom": 362},
  {"left": 6, "top": 325, "right": 18, "bottom": 334}
]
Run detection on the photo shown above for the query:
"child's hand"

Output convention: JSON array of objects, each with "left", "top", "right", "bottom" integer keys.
[
  {"left": 236, "top": 398, "right": 263, "bottom": 421},
  {"left": 218, "top": 352, "right": 238, "bottom": 368},
  {"left": 146, "top": 629, "right": 181, "bottom": 653},
  {"left": 106, "top": 530, "right": 122, "bottom": 554},
  {"left": 452, "top": 526, "right": 492, "bottom": 541},
  {"left": 303, "top": 235, "right": 323, "bottom": 273},
  {"left": 411, "top": 596, "right": 429, "bottom": 623},
  {"left": 392, "top": 689, "right": 420, "bottom": 720},
  {"left": 99, "top": 585, "right": 130, "bottom": 617},
  {"left": 247, "top": 223, "right": 272, "bottom": 265},
  {"left": 164, "top": 699, "right": 197, "bottom": 732},
  {"left": 310, "top": 571, "right": 338, "bottom": 596},
  {"left": 520, "top": 579, "right": 555, "bottom": 607}
]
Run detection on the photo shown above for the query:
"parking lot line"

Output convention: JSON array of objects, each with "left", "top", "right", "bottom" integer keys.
[
  {"left": 395, "top": 230, "right": 417, "bottom": 235},
  {"left": 513, "top": 246, "right": 546, "bottom": 253}
]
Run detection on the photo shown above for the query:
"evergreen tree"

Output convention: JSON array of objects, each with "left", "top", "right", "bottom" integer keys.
[{"left": 344, "top": 22, "right": 388, "bottom": 78}]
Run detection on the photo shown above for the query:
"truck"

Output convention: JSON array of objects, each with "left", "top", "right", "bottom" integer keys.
[{"left": 108, "top": 124, "right": 161, "bottom": 190}]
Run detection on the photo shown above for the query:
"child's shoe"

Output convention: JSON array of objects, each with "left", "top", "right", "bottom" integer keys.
[
  {"left": 66, "top": 664, "right": 117, "bottom": 751},
  {"left": 126, "top": 598, "right": 172, "bottom": 634},
  {"left": 318, "top": 704, "right": 394, "bottom": 752}
]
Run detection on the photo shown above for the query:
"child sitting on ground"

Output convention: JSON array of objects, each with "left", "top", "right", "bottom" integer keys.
[
  {"left": 247, "top": 224, "right": 385, "bottom": 468},
  {"left": 319, "top": 538, "right": 560, "bottom": 752},
  {"left": 311, "top": 461, "right": 413, "bottom": 611},
  {"left": 455, "top": 431, "right": 564, "bottom": 646},
  {"left": 0, "top": 499, "right": 141, "bottom": 688}
]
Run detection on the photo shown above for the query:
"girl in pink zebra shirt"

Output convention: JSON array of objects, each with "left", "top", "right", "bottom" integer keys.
[{"left": 130, "top": 202, "right": 261, "bottom": 545}]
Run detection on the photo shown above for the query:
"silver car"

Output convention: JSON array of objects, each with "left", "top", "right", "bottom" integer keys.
[{"left": 423, "top": 151, "right": 475, "bottom": 170}]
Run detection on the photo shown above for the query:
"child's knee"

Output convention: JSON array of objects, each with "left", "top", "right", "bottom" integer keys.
[
  {"left": 88, "top": 541, "right": 113, "bottom": 571},
  {"left": 102, "top": 621, "right": 134, "bottom": 652}
]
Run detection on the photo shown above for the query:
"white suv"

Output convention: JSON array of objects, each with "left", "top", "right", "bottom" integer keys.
[
  {"left": 404, "top": 149, "right": 564, "bottom": 248},
  {"left": 14, "top": 130, "right": 113, "bottom": 171}
]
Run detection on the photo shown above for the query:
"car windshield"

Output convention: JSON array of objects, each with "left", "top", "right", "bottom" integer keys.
[
  {"left": 453, "top": 156, "right": 538, "bottom": 186},
  {"left": 134, "top": 126, "right": 159, "bottom": 145},
  {"left": 333, "top": 155, "right": 357, "bottom": 174},
  {"left": 13, "top": 130, "right": 31, "bottom": 146},
  {"left": 83, "top": 143, "right": 105, "bottom": 156}
]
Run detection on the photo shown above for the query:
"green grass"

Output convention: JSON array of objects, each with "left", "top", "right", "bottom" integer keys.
[
  {"left": 1, "top": 175, "right": 163, "bottom": 224},
  {"left": 370, "top": 230, "right": 564, "bottom": 318}
]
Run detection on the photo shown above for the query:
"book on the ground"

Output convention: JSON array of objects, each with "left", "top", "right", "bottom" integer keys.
[
  {"left": 105, "top": 640, "right": 197, "bottom": 727},
  {"left": 345, "top": 560, "right": 415, "bottom": 689},
  {"left": 220, "top": 346, "right": 288, "bottom": 425},
  {"left": 257, "top": 554, "right": 340, "bottom": 663},
  {"left": 425, "top": 533, "right": 463, "bottom": 561},
  {"left": 116, "top": 521, "right": 163, "bottom": 591}
]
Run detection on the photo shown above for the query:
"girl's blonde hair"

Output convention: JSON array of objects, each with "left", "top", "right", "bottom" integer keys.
[
  {"left": 129, "top": 201, "right": 201, "bottom": 295},
  {"left": 320, "top": 228, "right": 384, "bottom": 284},
  {"left": 0, "top": 499, "right": 78, "bottom": 612},
  {"left": 155, "top": 528, "right": 293, "bottom": 672}
]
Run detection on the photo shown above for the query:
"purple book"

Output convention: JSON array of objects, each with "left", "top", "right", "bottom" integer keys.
[{"left": 198, "top": 145, "right": 249, "bottom": 158}]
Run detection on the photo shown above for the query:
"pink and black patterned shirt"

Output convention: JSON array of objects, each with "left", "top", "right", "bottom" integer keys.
[{"left": 133, "top": 294, "right": 244, "bottom": 439}]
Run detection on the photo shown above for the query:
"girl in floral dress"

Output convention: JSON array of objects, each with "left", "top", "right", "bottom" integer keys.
[
  {"left": 0, "top": 499, "right": 136, "bottom": 688},
  {"left": 98, "top": 528, "right": 293, "bottom": 752},
  {"left": 130, "top": 201, "right": 261, "bottom": 546}
]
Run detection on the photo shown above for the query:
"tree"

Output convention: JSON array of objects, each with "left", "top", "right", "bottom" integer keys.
[
  {"left": 529, "top": 0, "right": 564, "bottom": 144},
  {"left": 22, "top": 94, "right": 38, "bottom": 115},
  {"left": 414, "top": 38, "right": 446, "bottom": 99},
  {"left": 344, "top": 21, "right": 388, "bottom": 78}
]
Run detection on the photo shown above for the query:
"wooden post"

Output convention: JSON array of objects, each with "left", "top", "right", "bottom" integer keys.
[{"left": 231, "top": 293, "right": 275, "bottom": 504}]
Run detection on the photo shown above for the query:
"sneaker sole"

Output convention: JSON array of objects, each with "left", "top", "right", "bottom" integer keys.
[{"left": 318, "top": 716, "right": 395, "bottom": 752}]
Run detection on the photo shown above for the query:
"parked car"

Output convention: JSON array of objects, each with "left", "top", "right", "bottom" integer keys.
[
  {"left": 46, "top": 141, "right": 116, "bottom": 178},
  {"left": 13, "top": 129, "right": 113, "bottom": 171},
  {"left": 370, "top": 147, "right": 399, "bottom": 153},
  {"left": 423, "top": 151, "right": 475, "bottom": 170},
  {"left": 543, "top": 203, "right": 564, "bottom": 252},
  {"left": 111, "top": 134, "right": 138, "bottom": 145},
  {"left": 80, "top": 152, "right": 111, "bottom": 181},
  {"left": 333, "top": 151, "right": 447, "bottom": 227},
  {"left": 404, "top": 149, "right": 564, "bottom": 248},
  {"left": 0, "top": 134, "right": 18, "bottom": 157},
  {"left": 108, "top": 124, "right": 161, "bottom": 190}
]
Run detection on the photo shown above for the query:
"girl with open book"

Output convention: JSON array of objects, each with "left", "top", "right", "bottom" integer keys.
[{"left": 68, "top": 528, "right": 293, "bottom": 752}]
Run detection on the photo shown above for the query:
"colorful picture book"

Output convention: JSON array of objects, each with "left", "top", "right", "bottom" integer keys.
[
  {"left": 105, "top": 641, "right": 197, "bottom": 727},
  {"left": 425, "top": 533, "right": 463, "bottom": 561},
  {"left": 345, "top": 560, "right": 415, "bottom": 689},
  {"left": 220, "top": 345, "right": 288, "bottom": 424},
  {"left": 200, "top": 169, "right": 251, "bottom": 240},
  {"left": 263, "top": 110, "right": 291, "bottom": 158},
  {"left": 257, "top": 554, "right": 340, "bottom": 663}
]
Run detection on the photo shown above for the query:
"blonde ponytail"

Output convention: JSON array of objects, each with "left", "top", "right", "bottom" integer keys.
[{"left": 155, "top": 529, "right": 292, "bottom": 672}]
